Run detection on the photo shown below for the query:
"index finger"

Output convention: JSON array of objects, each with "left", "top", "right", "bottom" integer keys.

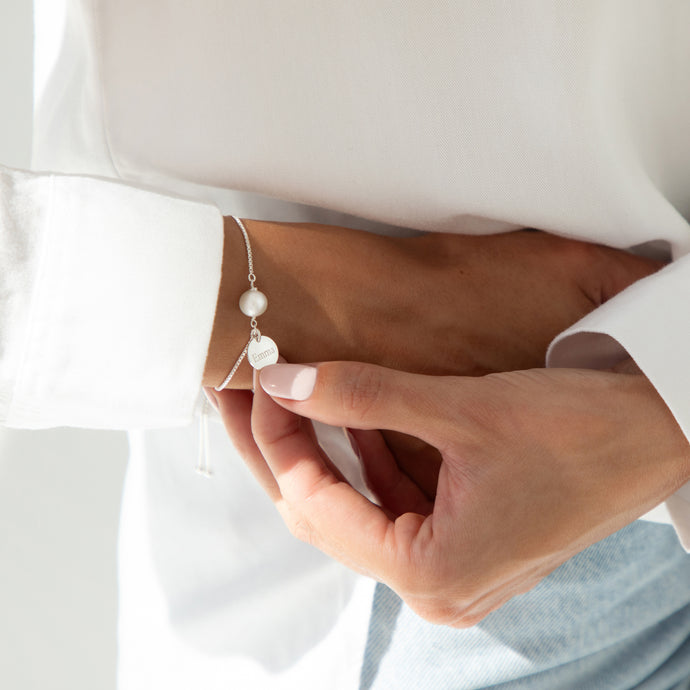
[{"left": 251, "top": 368, "right": 422, "bottom": 581}]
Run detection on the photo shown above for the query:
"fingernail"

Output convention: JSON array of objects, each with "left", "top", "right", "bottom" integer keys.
[
  {"left": 203, "top": 387, "right": 220, "bottom": 411},
  {"left": 252, "top": 367, "right": 258, "bottom": 393},
  {"left": 260, "top": 364, "right": 317, "bottom": 400}
]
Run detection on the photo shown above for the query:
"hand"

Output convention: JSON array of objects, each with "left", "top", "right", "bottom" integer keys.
[
  {"left": 203, "top": 221, "right": 662, "bottom": 387},
  {"left": 211, "top": 361, "right": 690, "bottom": 626}
]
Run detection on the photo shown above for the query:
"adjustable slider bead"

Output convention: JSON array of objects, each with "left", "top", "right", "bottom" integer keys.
[{"left": 239, "top": 288, "right": 268, "bottom": 317}]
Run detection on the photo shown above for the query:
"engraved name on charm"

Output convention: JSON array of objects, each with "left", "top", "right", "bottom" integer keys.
[{"left": 247, "top": 336, "right": 279, "bottom": 369}]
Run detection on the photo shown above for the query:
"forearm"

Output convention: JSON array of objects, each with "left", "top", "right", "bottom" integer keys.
[{"left": 204, "top": 220, "right": 663, "bottom": 390}]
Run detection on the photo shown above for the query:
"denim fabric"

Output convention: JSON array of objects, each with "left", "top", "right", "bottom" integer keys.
[{"left": 360, "top": 521, "right": 690, "bottom": 690}]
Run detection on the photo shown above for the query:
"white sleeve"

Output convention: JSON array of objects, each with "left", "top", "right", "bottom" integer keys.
[
  {"left": 547, "top": 254, "right": 690, "bottom": 549},
  {"left": 0, "top": 165, "right": 223, "bottom": 430}
]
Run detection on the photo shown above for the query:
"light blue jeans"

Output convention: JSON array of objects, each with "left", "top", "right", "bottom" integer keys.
[{"left": 361, "top": 521, "right": 690, "bottom": 689}]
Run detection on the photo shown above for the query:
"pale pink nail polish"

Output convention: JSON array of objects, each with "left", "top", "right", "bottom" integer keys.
[{"left": 260, "top": 364, "right": 317, "bottom": 400}]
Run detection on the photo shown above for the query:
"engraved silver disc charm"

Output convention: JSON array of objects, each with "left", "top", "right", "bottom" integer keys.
[{"left": 247, "top": 335, "right": 279, "bottom": 369}]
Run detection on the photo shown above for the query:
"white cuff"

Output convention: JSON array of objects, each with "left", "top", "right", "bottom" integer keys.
[{"left": 3, "top": 170, "right": 223, "bottom": 429}]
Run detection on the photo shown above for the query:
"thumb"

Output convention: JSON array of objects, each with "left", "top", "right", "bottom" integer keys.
[{"left": 258, "top": 361, "right": 449, "bottom": 441}]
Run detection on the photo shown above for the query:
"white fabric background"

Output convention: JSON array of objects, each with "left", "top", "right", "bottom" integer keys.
[{"left": 0, "top": 2, "right": 125, "bottom": 688}]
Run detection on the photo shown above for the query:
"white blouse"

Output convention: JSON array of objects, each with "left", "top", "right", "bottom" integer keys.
[{"left": 2, "top": 1, "right": 690, "bottom": 686}]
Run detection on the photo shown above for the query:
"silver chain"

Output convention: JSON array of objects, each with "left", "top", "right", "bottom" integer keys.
[
  {"left": 214, "top": 217, "right": 262, "bottom": 391},
  {"left": 235, "top": 216, "right": 257, "bottom": 286}
]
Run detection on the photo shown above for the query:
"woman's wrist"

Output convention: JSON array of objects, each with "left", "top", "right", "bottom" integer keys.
[
  {"left": 203, "top": 217, "right": 398, "bottom": 388},
  {"left": 202, "top": 217, "right": 259, "bottom": 388},
  {"left": 202, "top": 222, "right": 664, "bottom": 391}
]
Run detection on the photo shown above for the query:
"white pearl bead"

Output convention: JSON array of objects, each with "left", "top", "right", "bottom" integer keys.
[{"left": 239, "top": 288, "right": 268, "bottom": 317}]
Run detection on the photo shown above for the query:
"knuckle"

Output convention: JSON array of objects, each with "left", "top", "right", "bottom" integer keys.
[
  {"left": 333, "top": 362, "right": 384, "bottom": 422},
  {"left": 287, "top": 515, "right": 316, "bottom": 546},
  {"left": 552, "top": 238, "right": 600, "bottom": 283}
]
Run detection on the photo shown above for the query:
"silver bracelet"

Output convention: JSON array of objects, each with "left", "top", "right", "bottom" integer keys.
[{"left": 214, "top": 217, "right": 279, "bottom": 391}]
